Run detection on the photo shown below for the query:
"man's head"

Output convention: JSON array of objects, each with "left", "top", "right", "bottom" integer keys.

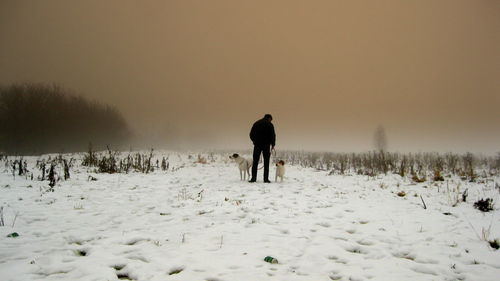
[{"left": 264, "top": 114, "right": 273, "bottom": 121}]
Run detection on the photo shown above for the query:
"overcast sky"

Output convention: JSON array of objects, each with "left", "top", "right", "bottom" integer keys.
[{"left": 1, "top": 0, "right": 499, "bottom": 153}]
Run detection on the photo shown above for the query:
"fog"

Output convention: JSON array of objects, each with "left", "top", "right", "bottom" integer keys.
[{"left": 1, "top": 0, "right": 499, "bottom": 153}]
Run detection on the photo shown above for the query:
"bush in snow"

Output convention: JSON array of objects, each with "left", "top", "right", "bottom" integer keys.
[
  {"left": 473, "top": 198, "right": 494, "bottom": 212},
  {"left": 489, "top": 239, "right": 499, "bottom": 250},
  {"left": 274, "top": 150, "right": 497, "bottom": 180}
]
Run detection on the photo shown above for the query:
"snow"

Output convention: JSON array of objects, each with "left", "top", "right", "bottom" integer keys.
[{"left": 0, "top": 152, "right": 499, "bottom": 281}]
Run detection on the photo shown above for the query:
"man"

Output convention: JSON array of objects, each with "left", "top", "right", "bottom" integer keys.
[{"left": 249, "top": 114, "right": 276, "bottom": 183}]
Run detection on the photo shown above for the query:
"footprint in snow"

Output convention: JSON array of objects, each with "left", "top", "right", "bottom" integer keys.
[
  {"left": 335, "top": 258, "right": 349, "bottom": 264},
  {"left": 392, "top": 250, "right": 416, "bottom": 261},
  {"left": 356, "top": 239, "right": 375, "bottom": 246},
  {"left": 116, "top": 272, "right": 135, "bottom": 280},
  {"left": 329, "top": 270, "right": 343, "bottom": 280},
  {"left": 410, "top": 265, "right": 438, "bottom": 276},
  {"left": 112, "top": 264, "right": 126, "bottom": 271},
  {"left": 343, "top": 244, "right": 368, "bottom": 255},
  {"left": 193, "top": 268, "right": 205, "bottom": 272},
  {"left": 348, "top": 275, "right": 365, "bottom": 281},
  {"left": 73, "top": 249, "right": 88, "bottom": 257},
  {"left": 124, "top": 237, "right": 147, "bottom": 246},
  {"left": 277, "top": 228, "right": 289, "bottom": 234},
  {"left": 126, "top": 255, "right": 149, "bottom": 263},
  {"left": 168, "top": 266, "right": 184, "bottom": 275},
  {"left": 346, "top": 228, "right": 357, "bottom": 234}
]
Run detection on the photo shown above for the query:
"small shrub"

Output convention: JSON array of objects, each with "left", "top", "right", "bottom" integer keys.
[
  {"left": 433, "top": 170, "right": 444, "bottom": 181},
  {"left": 48, "top": 164, "right": 56, "bottom": 188},
  {"left": 447, "top": 182, "right": 461, "bottom": 207},
  {"left": 412, "top": 174, "right": 426, "bottom": 183},
  {"left": 74, "top": 249, "right": 87, "bottom": 256},
  {"left": 462, "top": 188, "right": 468, "bottom": 202},
  {"left": 489, "top": 239, "right": 499, "bottom": 250},
  {"left": 161, "top": 157, "right": 167, "bottom": 171},
  {"left": 98, "top": 148, "right": 118, "bottom": 173},
  {"left": 0, "top": 206, "right": 4, "bottom": 226},
  {"left": 63, "top": 159, "right": 70, "bottom": 180},
  {"left": 473, "top": 198, "right": 494, "bottom": 212},
  {"left": 82, "top": 143, "right": 99, "bottom": 167}
]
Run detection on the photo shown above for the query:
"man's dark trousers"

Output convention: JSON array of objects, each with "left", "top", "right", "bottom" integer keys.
[{"left": 251, "top": 145, "right": 271, "bottom": 181}]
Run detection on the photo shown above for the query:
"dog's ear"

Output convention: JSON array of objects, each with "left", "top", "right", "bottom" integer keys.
[{"left": 279, "top": 160, "right": 285, "bottom": 165}]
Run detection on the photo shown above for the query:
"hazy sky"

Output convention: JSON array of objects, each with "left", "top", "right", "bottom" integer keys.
[{"left": 1, "top": 0, "right": 499, "bottom": 153}]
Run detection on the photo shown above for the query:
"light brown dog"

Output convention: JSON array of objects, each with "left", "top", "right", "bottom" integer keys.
[
  {"left": 229, "top": 153, "right": 252, "bottom": 181},
  {"left": 275, "top": 160, "right": 285, "bottom": 182}
]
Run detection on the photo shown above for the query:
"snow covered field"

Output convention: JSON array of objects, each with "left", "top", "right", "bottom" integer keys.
[{"left": 1, "top": 152, "right": 499, "bottom": 281}]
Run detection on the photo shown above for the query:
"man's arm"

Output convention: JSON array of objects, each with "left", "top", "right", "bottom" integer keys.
[
  {"left": 249, "top": 123, "right": 256, "bottom": 143},
  {"left": 270, "top": 123, "right": 276, "bottom": 148}
]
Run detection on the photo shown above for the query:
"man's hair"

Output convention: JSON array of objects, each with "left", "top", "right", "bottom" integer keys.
[{"left": 264, "top": 114, "right": 273, "bottom": 121}]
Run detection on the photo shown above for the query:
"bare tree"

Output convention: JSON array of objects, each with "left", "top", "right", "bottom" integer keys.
[{"left": 373, "top": 125, "right": 387, "bottom": 152}]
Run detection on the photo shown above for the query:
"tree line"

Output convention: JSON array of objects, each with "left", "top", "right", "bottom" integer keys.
[{"left": 0, "top": 83, "right": 130, "bottom": 155}]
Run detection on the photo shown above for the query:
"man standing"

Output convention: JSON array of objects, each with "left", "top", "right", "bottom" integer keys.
[{"left": 249, "top": 114, "right": 276, "bottom": 183}]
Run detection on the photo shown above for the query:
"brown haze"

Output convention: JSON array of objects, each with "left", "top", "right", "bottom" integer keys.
[{"left": 1, "top": 0, "right": 499, "bottom": 153}]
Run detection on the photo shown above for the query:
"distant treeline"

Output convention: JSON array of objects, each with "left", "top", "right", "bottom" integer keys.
[{"left": 0, "top": 83, "right": 130, "bottom": 155}]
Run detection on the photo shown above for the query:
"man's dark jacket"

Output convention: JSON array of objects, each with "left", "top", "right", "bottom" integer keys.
[{"left": 250, "top": 118, "right": 276, "bottom": 147}]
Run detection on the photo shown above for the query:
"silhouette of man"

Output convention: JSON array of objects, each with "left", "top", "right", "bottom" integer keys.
[{"left": 249, "top": 114, "right": 276, "bottom": 183}]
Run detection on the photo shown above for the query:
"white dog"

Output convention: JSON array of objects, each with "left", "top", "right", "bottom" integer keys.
[
  {"left": 229, "top": 153, "right": 252, "bottom": 181},
  {"left": 275, "top": 160, "right": 285, "bottom": 182}
]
